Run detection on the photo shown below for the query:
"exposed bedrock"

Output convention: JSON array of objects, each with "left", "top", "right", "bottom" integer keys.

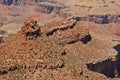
[{"left": 45, "top": 19, "right": 92, "bottom": 45}]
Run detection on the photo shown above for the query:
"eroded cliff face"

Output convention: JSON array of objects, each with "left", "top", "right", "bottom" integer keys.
[
  {"left": 35, "top": 2, "right": 63, "bottom": 14},
  {"left": 73, "top": 15, "right": 120, "bottom": 24},
  {"left": 0, "top": 0, "right": 119, "bottom": 24},
  {"left": 34, "top": 1, "right": 120, "bottom": 24},
  {"left": 0, "top": 0, "right": 19, "bottom": 5},
  {"left": 0, "top": 0, "right": 56, "bottom": 6},
  {"left": 0, "top": 18, "right": 118, "bottom": 80}
]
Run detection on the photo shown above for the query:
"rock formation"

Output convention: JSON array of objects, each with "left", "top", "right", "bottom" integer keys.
[
  {"left": 20, "top": 17, "right": 41, "bottom": 40},
  {"left": 0, "top": 1, "right": 119, "bottom": 79},
  {"left": 0, "top": 18, "right": 119, "bottom": 80}
]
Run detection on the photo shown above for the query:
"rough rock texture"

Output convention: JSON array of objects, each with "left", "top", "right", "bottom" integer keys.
[
  {"left": 45, "top": 19, "right": 91, "bottom": 44},
  {"left": 20, "top": 17, "right": 41, "bottom": 40},
  {"left": 0, "top": 18, "right": 119, "bottom": 80}
]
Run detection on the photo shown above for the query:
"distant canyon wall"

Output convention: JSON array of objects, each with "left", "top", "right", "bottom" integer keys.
[
  {"left": 0, "top": 0, "right": 56, "bottom": 5},
  {"left": 32, "top": 2, "right": 120, "bottom": 24},
  {"left": 73, "top": 15, "right": 120, "bottom": 24},
  {"left": 35, "top": 3, "right": 71, "bottom": 18},
  {"left": 0, "top": 0, "right": 120, "bottom": 24},
  {"left": 35, "top": 3, "right": 62, "bottom": 14},
  {"left": 35, "top": 3, "right": 120, "bottom": 24},
  {"left": 0, "top": 0, "right": 19, "bottom": 5}
]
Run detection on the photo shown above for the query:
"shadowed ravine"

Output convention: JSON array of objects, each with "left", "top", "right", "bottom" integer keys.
[{"left": 87, "top": 44, "right": 120, "bottom": 78}]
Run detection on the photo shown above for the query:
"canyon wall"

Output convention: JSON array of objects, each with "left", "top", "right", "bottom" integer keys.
[
  {"left": 73, "top": 15, "right": 120, "bottom": 24},
  {"left": 0, "top": 0, "right": 56, "bottom": 5},
  {"left": 0, "top": 0, "right": 19, "bottom": 5},
  {"left": 35, "top": 2, "right": 63, "bottom": 14},
  {"left": 0, "top": 0, "right": 119, "bottom": 24}
]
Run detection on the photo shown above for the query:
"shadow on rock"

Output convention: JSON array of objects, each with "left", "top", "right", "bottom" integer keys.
[
  {"left": 86, "top": 44, "right": 120, "bottom": 78},
  {"left": 114, "top": 44, "right": 120, "bottom": 77}
]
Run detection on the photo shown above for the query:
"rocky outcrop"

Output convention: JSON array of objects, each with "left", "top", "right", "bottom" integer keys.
[
  {"left": 46, "top": 20, "right": 77, "bottom": 36},
  {"left": 45, "top": 19, "right": 91, "bottom": 45},
  {"left": 20, "top": 17, "right": 41, "bottom": 40},
  {"left": 0, "top": 18, "right": 118, "bottom": 80}
]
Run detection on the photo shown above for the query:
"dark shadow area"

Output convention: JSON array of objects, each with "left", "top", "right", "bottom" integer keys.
[
  {"left": 81, "top": 35, "right": 92, "bottom": 44},
  {"left": 86, "top": 44, "right": 120, "bottom": 78},
  {"left": 3, "top": 0, "right": 19, "bottom": 5},
  {"left": 26, "top": 30, "right": 41, "bottom": 37},
  {"left": 3, "top": 0, "right": 13, "bottom": 5},
  {"left": 26, "top": 30, "right": 41, "bottom": 40},
  {"left": 73, "top": 15, "right": 120, "bottom": 24},
  {"left": 114, "top": 44, "right": 120, "bottom": 77},
  {"left": 46, "top": 28, "right": 58, "bottom": 36},
  {"left": 0, "top": 37, "right": 3, "bottom": 43},
  {"left": 67, "top": 39, "right": 79, "bottom": 44},
  {"left": 86, "top": 59, "right": 116, "bottom": 78},
  {"left": 0, "top": 70, "right": 8, "bottom": 75}
]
